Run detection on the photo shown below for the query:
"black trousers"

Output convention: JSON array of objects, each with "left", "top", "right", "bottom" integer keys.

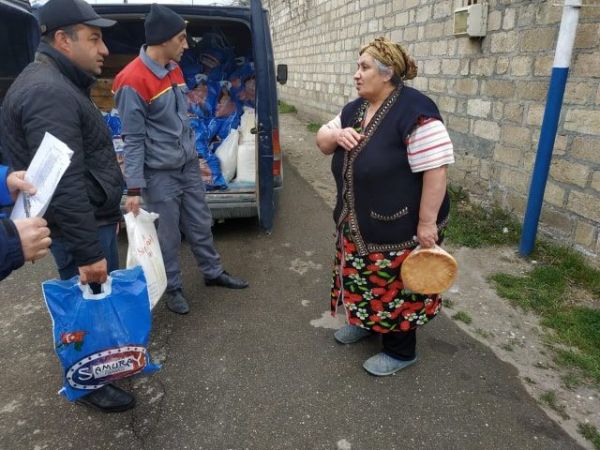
[{"left": 382, "top": 329, "right": 416, "bottom": 360}]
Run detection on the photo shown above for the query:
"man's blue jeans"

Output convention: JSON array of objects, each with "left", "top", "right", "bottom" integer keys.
[{"left": 50, "top": 223, "right": 119, "bottom": 282}]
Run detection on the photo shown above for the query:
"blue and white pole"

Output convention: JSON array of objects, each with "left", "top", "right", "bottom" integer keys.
[{"left": 519, "top": 0, "right": 582, "bottom": 256}]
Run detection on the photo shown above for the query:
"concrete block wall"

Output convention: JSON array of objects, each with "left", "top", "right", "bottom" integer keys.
[{"left": 265, "top": 0, "right": 600, "bottom": 257}]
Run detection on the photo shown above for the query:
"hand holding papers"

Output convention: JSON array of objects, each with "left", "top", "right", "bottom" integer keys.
[
  {"left": 22, "top": 192, "right": 32, "bottom": 218},
  {"left": 10, "top": 132, "right": 73, "bottom": 220}
]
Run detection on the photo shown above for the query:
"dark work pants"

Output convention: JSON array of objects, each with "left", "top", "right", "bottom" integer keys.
[
  {"left": 382, "top": 329, "right": 417, "bottom": 360},
  {"left": 143, "top": 160, "right": 223, "bottom": 292}
]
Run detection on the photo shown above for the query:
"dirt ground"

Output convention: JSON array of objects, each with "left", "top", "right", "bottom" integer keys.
[{"left": 279, "top": 111, "right": 600, "bottom": 450}]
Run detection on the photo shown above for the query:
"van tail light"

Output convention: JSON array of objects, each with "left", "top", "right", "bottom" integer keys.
[{"left": 272, "top": 128, "right": 281, "bottom": 177}]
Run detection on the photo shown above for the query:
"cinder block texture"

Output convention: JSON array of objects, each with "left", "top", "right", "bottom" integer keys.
[{"left": 267, "top": 0, "right": 600, "bottom": 256}]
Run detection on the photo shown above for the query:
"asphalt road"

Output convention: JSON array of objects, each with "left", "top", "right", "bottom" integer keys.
[{"left": 0, "top": 161, "right": 581, "bottom": 450}]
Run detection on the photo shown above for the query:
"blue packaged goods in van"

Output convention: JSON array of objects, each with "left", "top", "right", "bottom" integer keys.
[
  {"left": 186, "top": 75, "right": 219, "bottom": 118},
  {"left": 198, "top": 32, "right": 236, "bottom": 75},
  {"left": 229, "top": 59, "right": 254, "bottom": 103},
  {"left": 102, "top": 110, "right": 125, "bottom": 175},
  {"left": 197, "top": 152, "right": 227, "bottom": 191},
  {"left": 205, "top": 116, "right": 221, "bottom": 142},
  {"left": 102, "top": 109, "right": 122, "bottom": 137},
  {"left": 209, "top": 114, "right": 240, "bottom": 145},
  {"left": 180, "top": 52, "right": 203, "bottom": 89},
  {"left": 190, "top": 118, "right": 227, "bottom": 190},
  {"left": 215, "top": 81, "right": 239, "bottom": 120},
  {"left": 42, "top": 266, "right": 160, "bottom": 401}
]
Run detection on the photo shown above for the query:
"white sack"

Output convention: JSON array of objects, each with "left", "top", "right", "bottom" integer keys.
[
  {"left": 235, "top": 142, "right": 256, "bottom": 183},
  {"left": 215, "top": 128, "right": 239, "bottom": 182},
  {"left": 239, "top": 106, "right": 256, "bottom": 144}
]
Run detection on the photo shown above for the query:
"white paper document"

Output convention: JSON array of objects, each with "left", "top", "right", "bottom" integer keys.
[{"left": 10, "top": 132, "right": 73, "bottom": 220}]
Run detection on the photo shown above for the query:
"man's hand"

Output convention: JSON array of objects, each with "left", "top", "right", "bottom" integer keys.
[
  {"left": 78, "top": 258, "right": 108, "bottom": 285},
  {"left": 7, "top": 171, "right": 36, "bottom": 201},
  {"left": 336, "top": 127, "right": 365, "bottom": 151},
  {"left": 125, "top": 195, "right": 141, "bottom": 216},
  {"left": 13, "top": 217, "right": 51, "bottom": 262}
]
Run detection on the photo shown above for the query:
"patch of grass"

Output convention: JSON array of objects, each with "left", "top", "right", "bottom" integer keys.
[
  {"left": 306, "top": 122, "right": 321, "bottom": 133},
  {"left": 446, "top": 185, "right": 521, "bottom": 247},
  {"left": 539, "top": 390, "right": 570, "bottom": 420},
  {"left": 578, "top": 423, "right": 600, "bottom": 450},
  {"left": 535, "top": 242, "right": 600, "bottom": 297},
  {"left": 452, "top": 310, "right": 472, "bottom": 325},
  {"left": 539, "top": 390, "right": 556, "bottom": 404},
  {"left": 501, "top": 342, "right": 514, "bottom": 352},
  {"left": 442, "top": 298, "right": 455, "bottom": 309},
  {"left": 561, "top": 372, "right": 582, "bottom": 390},
  {"left": 474, "top": 328, "right": 493, "bottom": 338},
  {"left": 489, "top": 242, "right": 600, "bottom": 385},
  {"left": 491, "top": 267, "right": 565, "bottom": 311},
  {"left": 554, "top": 346, "right": 600, "bottom": 385},
  {"left": 278, "top": 100, "right": 297, "bottom": 114}
]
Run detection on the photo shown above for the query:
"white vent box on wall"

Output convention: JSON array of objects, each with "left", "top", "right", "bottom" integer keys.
[{"left": 453, "top": 2, "right": 488, "bottom": 37}]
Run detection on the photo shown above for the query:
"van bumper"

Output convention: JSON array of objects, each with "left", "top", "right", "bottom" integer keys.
[
  {"left": 120, "top": 192, "right": 258, "bottom": 220},
  {"left": 205, "top": 191, "right": 257, "bottom": 220}
]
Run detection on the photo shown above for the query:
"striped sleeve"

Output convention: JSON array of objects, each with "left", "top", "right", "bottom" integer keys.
[
  {"left": 324, "top": 114, "right": 341, "bottom": 129},
  {"left": 406, "top": 118, "right": 455, "bottom": 173}
]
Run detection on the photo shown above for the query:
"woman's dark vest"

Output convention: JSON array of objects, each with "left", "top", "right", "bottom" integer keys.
[{"left": 331, "top": 86, "right": 450, "bottom": 256}]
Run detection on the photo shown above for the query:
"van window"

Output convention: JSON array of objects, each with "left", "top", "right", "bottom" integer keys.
[{"left": 102, "top": 19, "right": 253, "bottom": 64}]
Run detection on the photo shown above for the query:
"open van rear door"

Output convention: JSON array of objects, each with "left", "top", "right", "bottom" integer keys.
[
  {"left": 0, "top": 0, "right": 40, "bottom": 84},
  {"left": 250, "top": 0, "right": 274, "bottom": 232},
  {"left": 0, "top": 0, "right": 40, "bottom": 164}
]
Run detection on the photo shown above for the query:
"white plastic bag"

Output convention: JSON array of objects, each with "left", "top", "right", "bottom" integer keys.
[
  {"left": 215, "top": 128, "right": 239, "bottom": 182},
  {"left": 124, "top": 209, "right": 167, "bottom": 309}
]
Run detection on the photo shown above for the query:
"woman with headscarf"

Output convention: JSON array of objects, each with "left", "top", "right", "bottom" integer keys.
[{"left": 316, "top": 37, "right": 455, "bottom": 376}]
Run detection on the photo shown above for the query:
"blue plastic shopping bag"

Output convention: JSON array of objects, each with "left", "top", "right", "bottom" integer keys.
[{"left": 42, "top": 266, "right": 160, "bottom": 401}]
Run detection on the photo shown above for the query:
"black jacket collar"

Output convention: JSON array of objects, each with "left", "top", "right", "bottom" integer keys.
[{"left": 35, "top": 42, "right": 96, "bottom": 93}]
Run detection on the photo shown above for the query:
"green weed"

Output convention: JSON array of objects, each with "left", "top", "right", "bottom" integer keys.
[
  {"left": 474, "top": 328, "right": 493, "bottom": 338},
  {"left": 442, "top": 298, "right": 455, "bottom": 309},
  {"left": 539, "top": 390, "right": 570, "bottom": 420},
  {"left": 306, "top": 122, "right": 321, "bottom": 133},
  {"left": 561, "top": 372, "right": 582, "bottom": 390},
  {"left": 452, "top": 311, "right": 472, "bottom": 325},
  {"left": 578, "top": 423, "right": 600, "bottom": 450},
  {"left": 489, "top": 242, "right": 600, "bottom": 385},
  {"left": 278, "top": 100, "right": 297, "bottom": 114},
  {"left": 501, "top": 342, "right": 514, "bottom": 352},
  {"left": 446, "top": 185, "right": 521, "bottom": 247}
]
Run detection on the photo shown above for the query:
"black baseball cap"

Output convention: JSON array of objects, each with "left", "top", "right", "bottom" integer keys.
[{"left": 38, "top": 0, "right": 116, "bottom": 34}]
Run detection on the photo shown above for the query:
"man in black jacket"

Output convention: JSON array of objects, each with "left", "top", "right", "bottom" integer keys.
[{"left": 0, "top": 0, "right": 133, "bottom": 413}]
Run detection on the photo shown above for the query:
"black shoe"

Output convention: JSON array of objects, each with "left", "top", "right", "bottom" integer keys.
[
  {"left": 76, "top": 384, "right": 136, "bottom": 413},
  {"left": 205, "top": 271, "right": 249, "bottom": 289},
  {"left": 166, "top": 289, "right": 190, "bottom": 314}
]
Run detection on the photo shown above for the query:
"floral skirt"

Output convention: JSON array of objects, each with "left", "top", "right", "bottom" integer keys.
[{"left": 330, "top": 223, "right": 442, "bottom": 333}]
